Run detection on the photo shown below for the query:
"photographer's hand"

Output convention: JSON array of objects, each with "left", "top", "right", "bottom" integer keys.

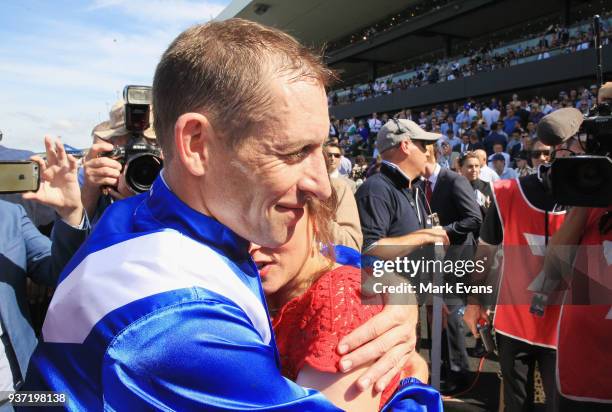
[
  {"left": 23, "top": 136, "right": 83, "bottom": 226},
  {"left": 107, "top": 170, "right": 134, "bottom": 200},
  {"left": 463, "top": 301, "right": 489, "bottom": 337},
  {"left": 82, "top": 141, "right": 122, "bottom": 216}
]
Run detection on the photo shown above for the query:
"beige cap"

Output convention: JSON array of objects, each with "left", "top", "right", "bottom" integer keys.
[
  {"left": 93, "top": 100, "right": 155, "bottom": 140},
  {"left": 376, "top": 119, "right": 440, "bottom": 153}
]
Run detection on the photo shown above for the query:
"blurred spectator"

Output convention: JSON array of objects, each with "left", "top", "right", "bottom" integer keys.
[
  {"left": 506, "top": 129, "right": 522, "bottom": 157},
  {"left": 475, "top": 149, "right": 500, "bottom": 183},
  {"left": 510, "top": 131, "right": 533, "bottom": 160},
  {"left": 0, "top": 138, "right": 88, "bottom": 404},
  {"left": 491, "top": 153, "right": 518, "bottom": 180},
  {"left": 350, "top": 155, "right": 368, "bottom": 183},
  {"left": 453, "top": 133, "right": 471, "bottom": 154},
  {"left": 458, "top": 151, "right": 492, "bottom": 220},
  {"left": 503, "top": 108, "right": 521, "bottom": 135},
  {"left": 326, "top": 143, "right": 356, "bottom": 194},
  {"left": 438, "top": 141, "right": 452, "bottom": 169},
  {"left": 514, "top": 151, "right": 534, "bottom": 177},
  {"left": 530, "top": 138, "right": 552, "bottom": 171},
  {"left": 484, "top": 122, "right": 508, "bottom": 155},
  {"left": 325, "top": 143, "right": 362, "bottom": 251},
  {"left": 529, "top": 104, "right": 544, "bottom": 124},
  {"left": 488, "top": 142, "right": 511, "bottom": 167}
]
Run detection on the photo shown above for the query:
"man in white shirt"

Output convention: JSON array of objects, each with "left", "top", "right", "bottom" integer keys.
[
  {"left": 482, "top": 106, "right": 494, "bottom": 131},
  {"left": 474, "top": 149, "right": 500, "bottom": 182},
  {"left": 368, "top": 112, "right": 382, "bottom": 136}
]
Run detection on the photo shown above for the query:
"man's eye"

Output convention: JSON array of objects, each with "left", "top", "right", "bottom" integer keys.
[{"left": 285, "top": 147, "right": 312, "bottom": 161}]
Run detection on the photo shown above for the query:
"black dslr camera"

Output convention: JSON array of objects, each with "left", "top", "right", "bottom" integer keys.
[
  {"left": 549, "top": 16, "right": 612, "bottom": 207},
  {"left": 103, "top": 85, "right": 163, "bottom": 193}
]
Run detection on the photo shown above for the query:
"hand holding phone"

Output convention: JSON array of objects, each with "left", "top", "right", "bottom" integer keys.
[{"left": 19, "top": 137, "right": 84, "bottom": 226}]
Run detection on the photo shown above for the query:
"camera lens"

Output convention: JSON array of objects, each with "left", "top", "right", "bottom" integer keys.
[
  {"left": 552, "top": 156, "right": 612, "bottom": 207},
  {"left": 125, "top": 154, "right": 163, "bottom": 193}
]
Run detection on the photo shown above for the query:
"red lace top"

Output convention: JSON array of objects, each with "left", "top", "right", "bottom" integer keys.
[{"left": 272, "top": 265, "right": 400, "bottom": 409}]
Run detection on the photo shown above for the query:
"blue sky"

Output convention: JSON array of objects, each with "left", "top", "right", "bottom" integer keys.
[{"left": 0, "top": 0, "right": 230, "bottom": 152}]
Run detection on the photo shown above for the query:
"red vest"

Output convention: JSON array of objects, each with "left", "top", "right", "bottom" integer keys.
[
  {"left": 557, "top": 207, "right": 612, "bottom": 402},
  {"left": 492, "top": 179, "right": 566, "bottom": 348}
]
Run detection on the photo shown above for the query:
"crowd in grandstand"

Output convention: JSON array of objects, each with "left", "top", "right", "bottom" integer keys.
[
  {"left": 329, "top": 14, "right": 611, "bottom": 106},
  {"left": 326, "top": 0, "right": 453, "bottom": 52},
  {"left": 328, "top": 83, "right": 598, "bottom": 182}
]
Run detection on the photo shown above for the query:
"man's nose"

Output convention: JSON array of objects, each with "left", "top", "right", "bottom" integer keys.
[{"left": 299, "top": 152, "right": 332, "bottom": 200}]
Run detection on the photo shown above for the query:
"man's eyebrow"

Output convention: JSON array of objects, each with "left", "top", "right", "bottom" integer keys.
[{"left": 273, "top": 139, "right": 323, "bottom": 153}]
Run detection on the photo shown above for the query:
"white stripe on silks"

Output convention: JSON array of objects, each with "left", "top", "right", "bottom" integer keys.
[{"left": 42, "top": 230, "right": 271, "bottom": 345}]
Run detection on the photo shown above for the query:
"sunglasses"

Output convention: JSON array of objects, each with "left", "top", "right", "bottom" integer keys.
[
  {"left": 530, "top": 150, "right": 550, "bottom": 158},
  {"left": 327, "top": 153, "right": 342, "bottom": 159}
]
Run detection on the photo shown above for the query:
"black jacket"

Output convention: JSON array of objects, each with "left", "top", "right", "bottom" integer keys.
[{"left": 417, "top": 167, "right": 482, "bottom": 245}]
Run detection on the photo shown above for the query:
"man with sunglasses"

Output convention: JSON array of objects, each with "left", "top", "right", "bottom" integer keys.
[
  {"left": 324, "top": 142, "right": 362, "bottom": 251},
  {"left": 464, "top": 126, "right": 574, "bottom": 411},
  {"left": 529, "top": 138, "right": 552, "bottom": 170}
]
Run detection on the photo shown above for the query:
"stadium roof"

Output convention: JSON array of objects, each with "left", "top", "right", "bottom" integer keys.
[
  {"left": 216, "top": 0, "right": 423, "bottom": 48},
  {"left": 217, "top": 0, "right": 576, "bottom": 84}
]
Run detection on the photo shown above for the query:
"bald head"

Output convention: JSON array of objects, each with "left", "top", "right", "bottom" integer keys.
[{"left": 474, "top": 149, "right": 487, "bottom": 166}]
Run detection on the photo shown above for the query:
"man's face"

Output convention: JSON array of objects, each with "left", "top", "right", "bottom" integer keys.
[
  {"left": 521, "top": 133, "right": 531, "bottom": 146},
  {"left": 394, "top": 138, "right": 429, "bottom": 178},
  {"left": 493, "top": 144, "right": 503, "bottom": 153},
  {"left": 326, "top": 146, "right": 342, "bottom": 173},
  {"left": 202, "top": 78, "right": 331, "bottom": 248},
  {"left": 441, "top": 142, "right": 451, "bottom": 156},
  {"left": 493, "top": 159, "right": 505, "bottom": 174},
  {"left": 531, "top": 141, "right": 551, "bottom": 169},
  {"left": 461, "top": 157, "right": 480, "bottom": 181}
]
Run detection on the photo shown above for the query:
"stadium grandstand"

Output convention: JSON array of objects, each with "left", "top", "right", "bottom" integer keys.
[{"left": 218, "top": 0, "right": 611, "bottom": 120}]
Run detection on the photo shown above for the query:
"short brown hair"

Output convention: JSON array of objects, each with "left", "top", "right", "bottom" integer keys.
[
  {"left": 458, "top": 151, "right": 479, "bottom": 167},
  {"left": 153, "top": 18, "right": 335, "bottom": 158}
]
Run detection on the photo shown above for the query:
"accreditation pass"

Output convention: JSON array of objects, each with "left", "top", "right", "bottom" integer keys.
[{"left": 3, "top": 391, "right": 67, "bottom": 407}]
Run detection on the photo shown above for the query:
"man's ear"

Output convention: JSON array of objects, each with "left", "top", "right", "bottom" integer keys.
[
  {"left": 398, "top": 140, "right": 411, "bottom": 156},
  {"left": 174, "top": 113, "right": 215, "bottom": 177}
]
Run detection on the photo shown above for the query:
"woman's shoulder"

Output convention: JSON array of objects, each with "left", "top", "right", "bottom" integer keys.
[
  {"left": 274, "top": 265, "right": 383, "bottom": 378},
  {"left": 305, "top": 265, "right": 383, "bottom": 333}
]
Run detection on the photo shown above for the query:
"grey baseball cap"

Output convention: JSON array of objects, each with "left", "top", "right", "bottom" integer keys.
[{"left": 376, "top": 119, "right": 440, "bottom": 153}]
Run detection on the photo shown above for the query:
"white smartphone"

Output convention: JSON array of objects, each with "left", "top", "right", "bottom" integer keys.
[{"left": 0, "top": 161, "right": 40, "bottom": 193}]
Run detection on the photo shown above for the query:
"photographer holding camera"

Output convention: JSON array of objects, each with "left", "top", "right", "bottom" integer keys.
[
  {"left": 538, "top": 81, "right": 612, "bottom": 411},
  {"left": 81, "top": 87, "right": 162, "bottom": 224}
]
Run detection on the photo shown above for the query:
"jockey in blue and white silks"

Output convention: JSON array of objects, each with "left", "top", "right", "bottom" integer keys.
[
  {"left": 24, "top": 174, "right": 339, "bottom": 411},
  {"left": 25, "top": 173, "right": 442, "bottom": 411}
]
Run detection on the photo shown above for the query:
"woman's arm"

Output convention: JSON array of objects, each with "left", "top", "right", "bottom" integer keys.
[{"left": 297, "top": 363, "right": 381, "bottom": 411}]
